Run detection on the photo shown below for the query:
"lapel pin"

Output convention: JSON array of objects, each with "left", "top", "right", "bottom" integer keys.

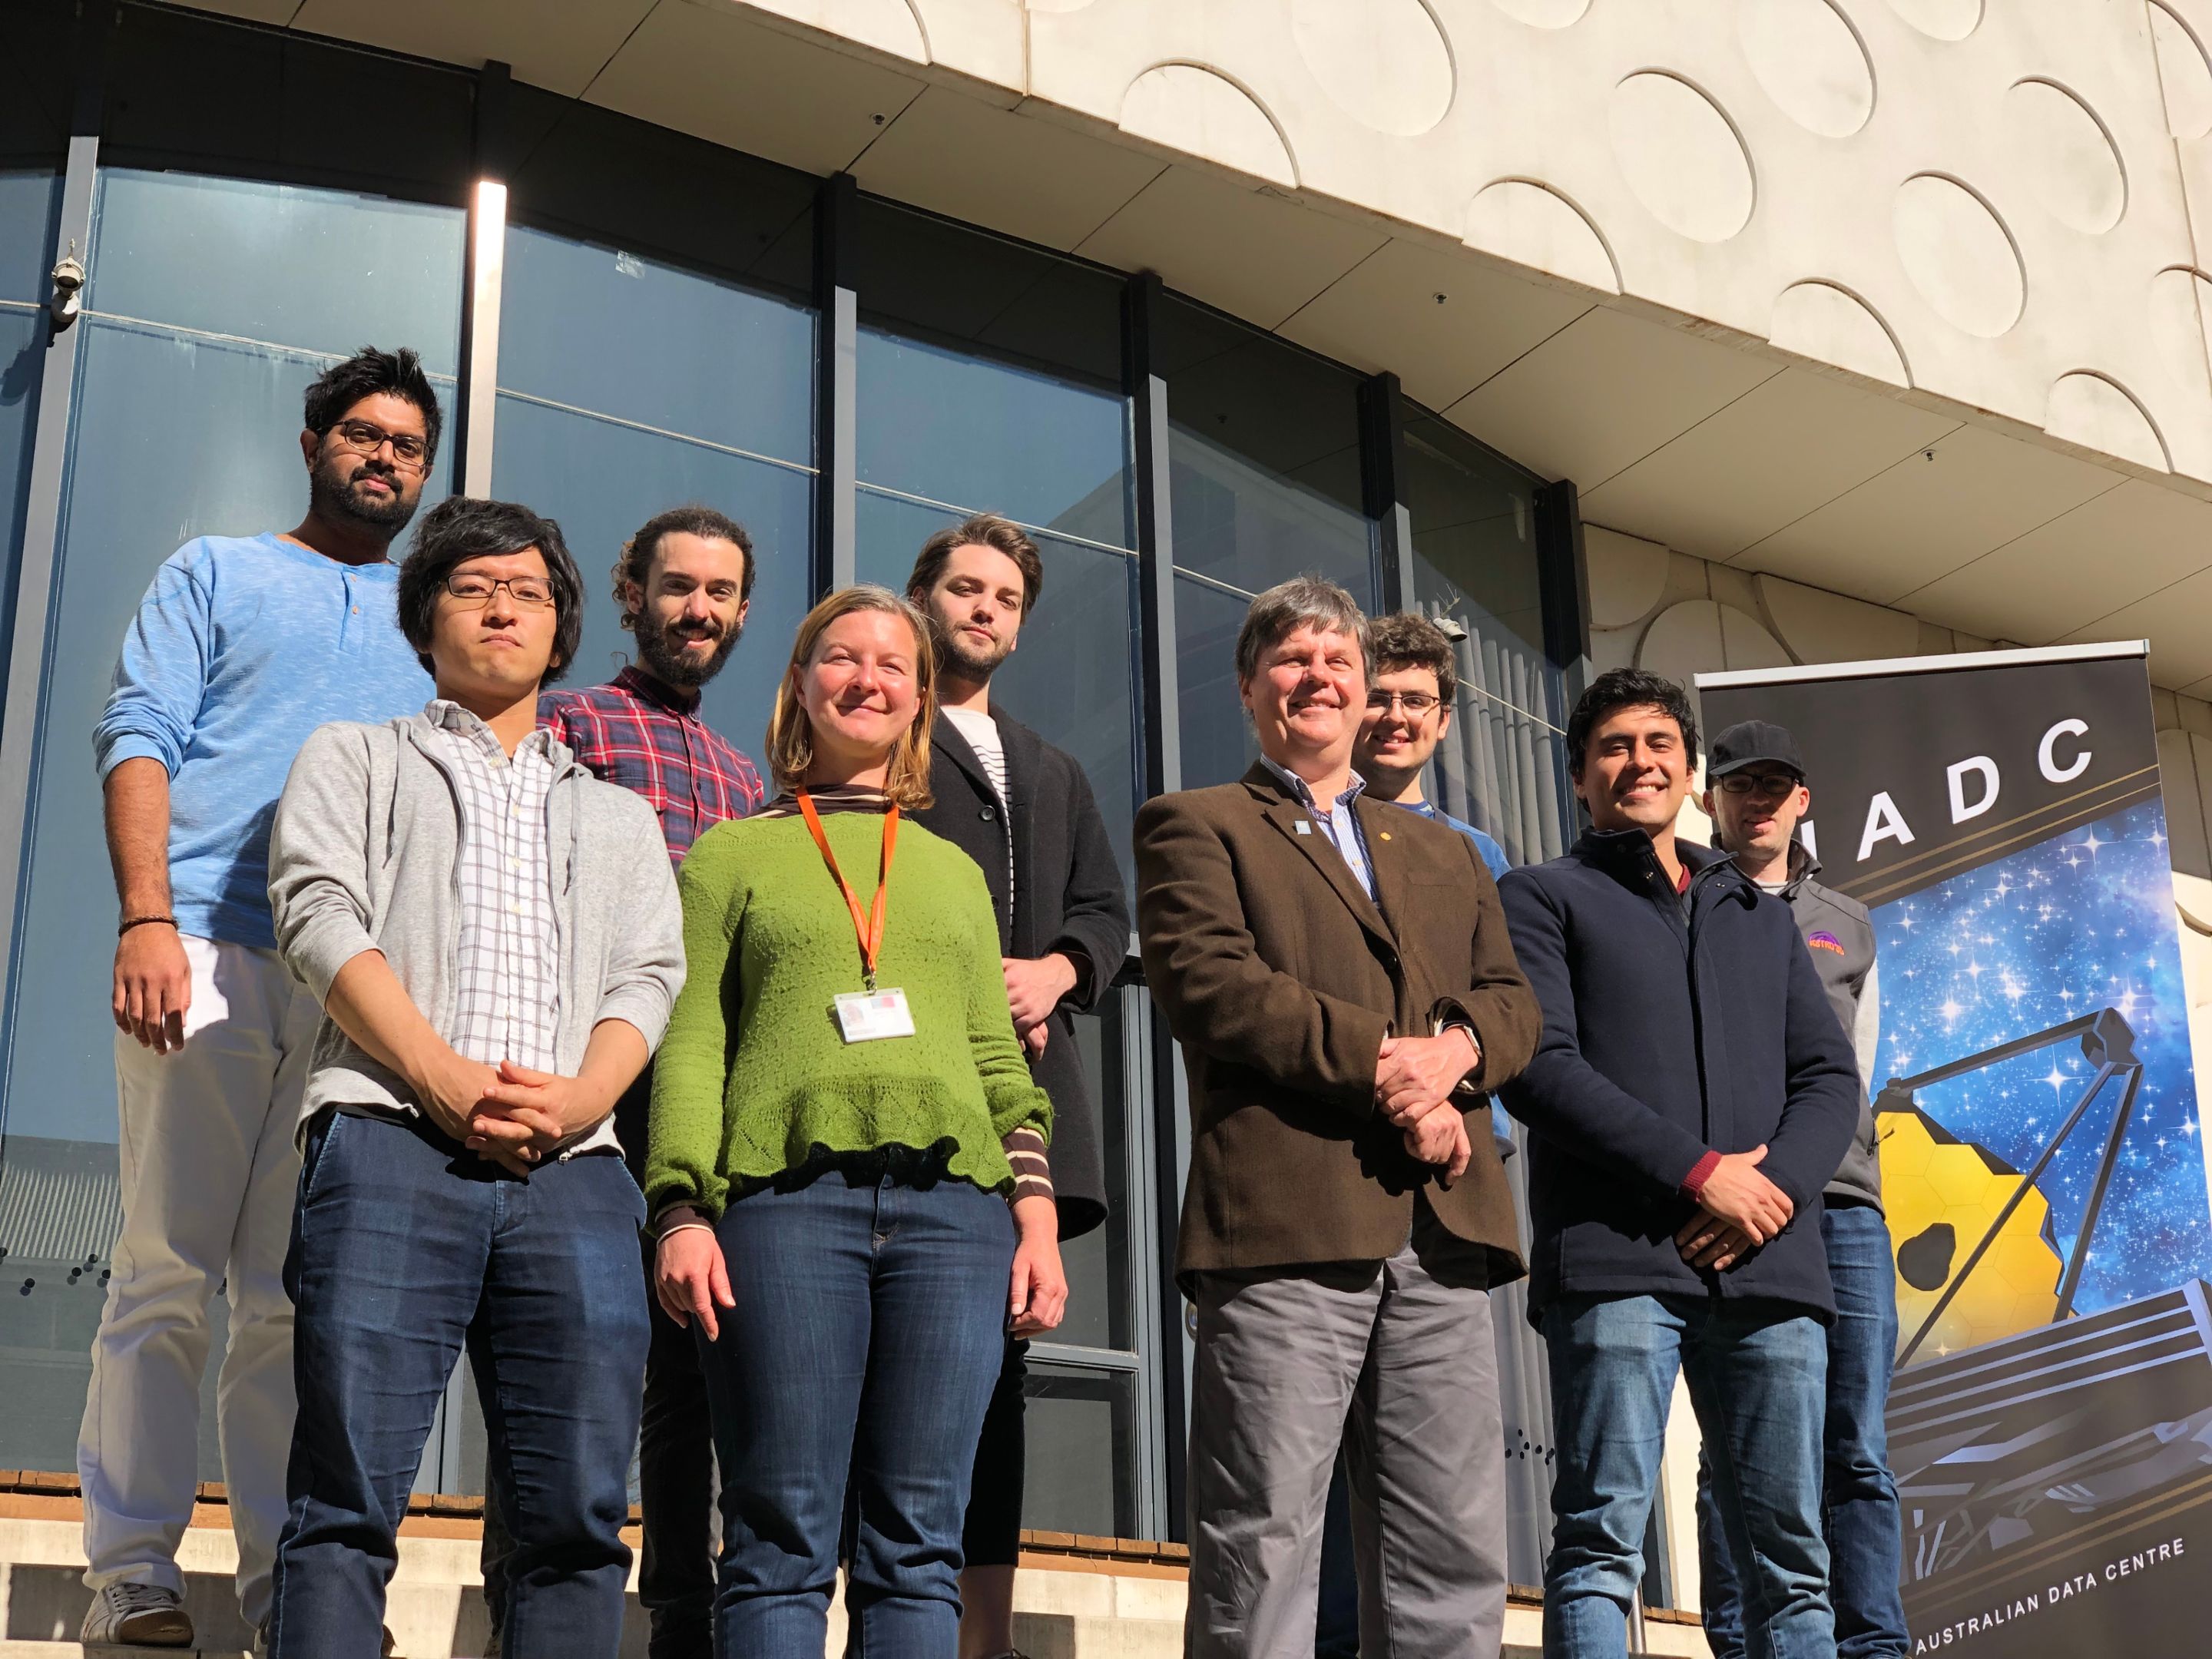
[
  {"left": 1295, "top": 820, "right": 1313, "bottom": 836},
  {"left": 1379, "top": 831, "right": 1392, "bottom": 841}
]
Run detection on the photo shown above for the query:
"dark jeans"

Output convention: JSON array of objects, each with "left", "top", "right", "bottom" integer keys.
[
  {"left": 962, "top": 1337, "right": 1028, "bottom": 1568},
  {"left": 484, "top": 1078, "right": 717, "bottom": 1659},
  {"left": 697, "top": 1167, "right": 1012, "bottom": 1658},
  {"left": 1697, "top": 1205, "right": 1908, "bottom": 1659},
  {"left": 1541, "top": 1292, "right": 1831, "bottom": 1659},
  {"left": 267, "top": 1111, "right": 648, "bottom": 1659},
  {"left": 482, "top": 1236, "right": 717, "bottom": 1657}
]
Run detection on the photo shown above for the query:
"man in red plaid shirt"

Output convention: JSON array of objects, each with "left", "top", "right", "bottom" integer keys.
[
  {"left": 539, "top": 506, "right": 764, "bottom": 860},
  {"left": 479, "top": 505, "right": 763, "bottom": 1659}
]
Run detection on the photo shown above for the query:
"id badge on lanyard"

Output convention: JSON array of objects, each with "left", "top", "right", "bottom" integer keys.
[{"left": 798, "top": 790, "right": 916, "bottom": 1045}]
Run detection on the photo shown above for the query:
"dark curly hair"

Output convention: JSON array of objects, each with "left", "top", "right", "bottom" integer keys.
[
  {"left": 303, "top": 346, "right": 443, "bottom": 459},
  {"left": 398, "top": 498, "right": 584, "bottom": 684},
  {"left": 1565, "top": 667, "right": 1700, "bottom": 780},
  {"left": 613, "top": 505, "right": 756, "bottom": 631}
]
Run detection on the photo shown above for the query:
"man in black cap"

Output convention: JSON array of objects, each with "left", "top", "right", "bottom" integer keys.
[{"left": 1695, "top": 719, "right": 1906, "bottom": 1659}]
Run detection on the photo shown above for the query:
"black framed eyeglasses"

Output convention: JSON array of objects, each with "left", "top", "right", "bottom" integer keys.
[
  {"left": 1714, "top": 771, "right": 1801, "bottom": 798},
  {"left": 1366, "top": 690, "right": 1441, "bottom": 715},
  {"left": 328, "top": 418, "right": 429, "bottom": 471},
  {"left": 444, "top": 574, "right": 555, "bottom": 609}
]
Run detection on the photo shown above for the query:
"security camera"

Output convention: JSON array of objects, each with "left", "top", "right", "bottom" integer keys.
[{"left": 49, "top": 247, "right": 85, "bottom": 330}]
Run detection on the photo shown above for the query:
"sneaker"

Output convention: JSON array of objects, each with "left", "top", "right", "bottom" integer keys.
[{"left": 81, "top": 1581, "right": 194, "bottom": 1646}]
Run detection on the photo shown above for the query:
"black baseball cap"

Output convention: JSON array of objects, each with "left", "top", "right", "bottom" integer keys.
[{"left": 1707, "top": 719, "right": 1806, "bottom": 781}]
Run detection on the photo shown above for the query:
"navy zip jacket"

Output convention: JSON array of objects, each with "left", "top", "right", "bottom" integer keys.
[{"left": 1497, "top": 829, "right": 1859, "bottom": 1323}]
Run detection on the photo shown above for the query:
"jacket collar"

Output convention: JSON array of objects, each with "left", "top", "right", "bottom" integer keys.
[
  {"left": 1241, "top": 761, "right": 1397, "bottom": 951},
  {"left": 1575, "top": 824, "right": 1746, "bottom": 899},
  {"left": 402, "top": 708, "right": 586, "bottom": 784},
  {"left": 1780, "top": 838, "right": 1820, "bottom": 896}
]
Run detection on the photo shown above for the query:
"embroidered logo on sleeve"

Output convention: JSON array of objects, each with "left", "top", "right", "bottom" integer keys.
[{"left": 1806, "top": 930, "right": 1846, "bottom": 954}]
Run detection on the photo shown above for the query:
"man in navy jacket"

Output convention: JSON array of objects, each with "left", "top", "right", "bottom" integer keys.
[{"left": 1497, "top": 667, "right": 1859, "bottom": 1659}]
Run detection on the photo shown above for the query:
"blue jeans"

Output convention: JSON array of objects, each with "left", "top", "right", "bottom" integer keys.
[
  {"left": 695, "top": 1167, "right": 1013, "bottom": 1658},
  {"left": 1697, "top": 1206, "right": 1907, "bottom": 1659},
  {"left": 1541, "top": 1293, "right": 1831, "bottom": 1659},
  {"left": 268, "top": 1111, "right": 648, "bottom": 1659}
]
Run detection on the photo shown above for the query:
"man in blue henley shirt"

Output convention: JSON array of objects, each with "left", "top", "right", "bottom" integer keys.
[{"left": 78, "top": 347, "right": 439, "bottom": 1650}]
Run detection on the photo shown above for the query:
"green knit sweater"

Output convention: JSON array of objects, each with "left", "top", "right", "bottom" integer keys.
[{"left": 645, "top": 803, "right": 1052, "bottom": 1220}]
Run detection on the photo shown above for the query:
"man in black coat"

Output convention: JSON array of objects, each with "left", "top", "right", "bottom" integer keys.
[
  {"left": 1496, "top": 668, "right": 1859, "bottom": 1659},
  {"left": 905, "top": 513, "right": 1131, "bottom": 1657}
]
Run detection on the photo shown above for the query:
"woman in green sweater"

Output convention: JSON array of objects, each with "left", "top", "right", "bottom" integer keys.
[{"left": 648, "top": 584, "right": 1062, "bottom": 1658}]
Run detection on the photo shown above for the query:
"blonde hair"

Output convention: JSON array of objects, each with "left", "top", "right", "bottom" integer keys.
[{"left": 767, "top": 585, "right": 937, "bottom": 811}]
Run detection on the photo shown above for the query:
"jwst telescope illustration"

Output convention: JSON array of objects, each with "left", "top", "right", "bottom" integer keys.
[{"left": 1874, "top": 1008, "right": 2212, "bottom": 1655}]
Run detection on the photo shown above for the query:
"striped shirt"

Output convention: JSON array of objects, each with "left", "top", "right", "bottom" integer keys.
[
  {"left": 942, "top": 705, "right": 1015, "bottom": 908},
  {"left": 429, "top": 700, "right": 561, "bottom": 1074},
  {"left": 538, "top": 665, "right": 763, "bottom": 865}
]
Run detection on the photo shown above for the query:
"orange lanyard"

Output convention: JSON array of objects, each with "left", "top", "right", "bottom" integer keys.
[{"left": 796, "top": 791, "right": 900, "bottom": 989}]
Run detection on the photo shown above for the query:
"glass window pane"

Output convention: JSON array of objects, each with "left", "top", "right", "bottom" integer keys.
[
  {"left": 1022, "top": 1363, "right": 1137, "bottom": 1538},
  {"left": 857, "top": 329, "right": 1132, "bottom": 548},
  {"left": 83, "top": 171, "right": 465, "bottom": 377},
  {"left": 1399, "top": 409, "right": 1573, "bottom": 867},
  {"left": 0, "top": 171, "right": 465, "bottom": 1472},
  {"left": 1173, "top": 571, "right": 1260, "bottom": 792},
  {"left": 1160, "top": 296, "right": 1373, "bottom": 787},
  {"left": 499, "top": 227, "right": 814, "bottom": 469}
]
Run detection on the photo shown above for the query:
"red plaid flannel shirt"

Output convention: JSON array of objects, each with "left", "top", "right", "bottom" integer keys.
[{"left": 538, "top": 666, "right": 764, "bottom": 863}]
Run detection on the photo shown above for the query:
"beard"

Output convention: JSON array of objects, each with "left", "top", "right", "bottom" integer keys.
[
  {"left": 933, "top": 617, "right": 1014, "bottom": 682},
  {"left": 635, "top": 606, "right": 741, "bottom": 690},
  {"left": 309, "top": 456, "right": 419, "bottom": 539}
]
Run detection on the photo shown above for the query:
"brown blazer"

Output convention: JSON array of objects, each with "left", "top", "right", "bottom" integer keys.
[{"left": 1134, "top": 763, "right": 1541, "bottom": 1286}]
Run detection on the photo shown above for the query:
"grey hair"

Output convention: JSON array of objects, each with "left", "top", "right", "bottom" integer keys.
[{"left": 1233, "top": 575, "right": 1373, "bottom": 687}]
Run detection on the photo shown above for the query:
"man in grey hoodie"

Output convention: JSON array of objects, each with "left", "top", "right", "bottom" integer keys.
[
  {"left": 263, "top": 498, "right": 684, "bottom": 1659},
  {"left": 1691, "top": 720, "right": 1906, "bottom": 1659}
]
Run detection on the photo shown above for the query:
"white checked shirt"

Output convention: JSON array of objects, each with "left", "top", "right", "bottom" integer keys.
[{"left": 427, "top": 700, "right": 562, "bottom": 1074}]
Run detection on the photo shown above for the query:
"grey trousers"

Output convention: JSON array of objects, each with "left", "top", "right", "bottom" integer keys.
[{"left": 1185, "top": 1206, "right": 1508, "bottom": 1659}]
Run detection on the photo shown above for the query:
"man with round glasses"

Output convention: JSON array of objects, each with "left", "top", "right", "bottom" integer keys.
[
  {"left": 83, "top": 349, "right": 441, "bottom": 1647},
  {"left": 1694, "top": 720, "right": 1904, "bottom": 1659},
  {"left": 1352, "top": 611, "right": 1509, "bottom": 879}
]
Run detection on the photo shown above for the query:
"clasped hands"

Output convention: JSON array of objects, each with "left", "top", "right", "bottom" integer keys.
[
  {"left": 416, "top": 1048, "right": 609, "bottom": 1176},
  {"left": 1674, "top": 1144, "right": 1793, "bottom": 1272},
  {"left": 1375, "top": 1028, "right": 1481, "bottom": 1183}
]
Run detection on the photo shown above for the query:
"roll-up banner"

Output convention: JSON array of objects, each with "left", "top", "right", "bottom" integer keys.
[{"left": 1698, "top": 643, "right": 2212, "bottom": 1659}]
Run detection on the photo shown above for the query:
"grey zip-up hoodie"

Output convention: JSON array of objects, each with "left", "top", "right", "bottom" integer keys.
[
  {"left": 1773, "top": 843, "right": 1883, "bottom": 1212},
  {"left": 267, "top": 712, "right": 685, "bottom": 1154}
]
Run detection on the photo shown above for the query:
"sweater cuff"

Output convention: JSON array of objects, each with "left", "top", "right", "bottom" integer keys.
[{"left": 1680, "top": 1149, "right": 1723, "bottom": 1202}]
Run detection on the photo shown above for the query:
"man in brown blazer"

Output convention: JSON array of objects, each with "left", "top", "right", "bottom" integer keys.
[{"left": 1134, "top": 576, "right": 1539, "bottom": 1659}]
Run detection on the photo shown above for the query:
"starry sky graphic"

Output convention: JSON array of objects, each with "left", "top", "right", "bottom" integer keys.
[{"left": 1871, "top": 800, "right": 2212, "bottom": 1316}]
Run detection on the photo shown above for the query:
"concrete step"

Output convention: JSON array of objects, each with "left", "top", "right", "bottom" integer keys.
[{"left": 0, "top": 1515, "right": 1206, "bottom": 1659}]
